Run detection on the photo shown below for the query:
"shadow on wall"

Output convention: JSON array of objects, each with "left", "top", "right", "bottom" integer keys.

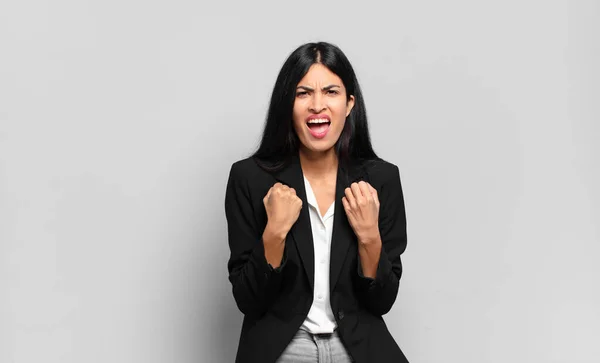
[
  {"left": 182, "top": 254, "right": 241, "bottom": 362},
  {"left": 187, "top": 222, "right": 242, "bottom": 362},
  {"left": 212, "top": 284, "right": 241, "bottom": 361}
]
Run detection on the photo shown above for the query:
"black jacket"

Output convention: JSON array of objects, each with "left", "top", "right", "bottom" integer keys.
[{"left": 224, "top": 152, "right": 409, "bottom": 363}]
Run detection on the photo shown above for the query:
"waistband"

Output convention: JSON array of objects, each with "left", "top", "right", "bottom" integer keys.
[{"left": 297, "top": 327, "right": 338, "bottom": 339}]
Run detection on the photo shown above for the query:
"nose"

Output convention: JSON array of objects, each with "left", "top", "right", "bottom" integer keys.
[{"left": 308, "top": 92, "right": 326, "bottom": 113}]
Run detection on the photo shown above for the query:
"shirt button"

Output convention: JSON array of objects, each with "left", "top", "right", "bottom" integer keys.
[
  {"left": 338, "top": 310, "right": 345, "bottom": 320},
  {"left": 320, "top": 258, "right": 326, "bottom": 264},
  {"left": 317, "top": 294, "right": 323, "bottom": 300},
  {"left": 319, "top": 225, "right": 325, "bottom": 231}
]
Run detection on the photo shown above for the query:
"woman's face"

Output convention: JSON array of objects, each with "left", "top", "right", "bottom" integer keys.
[{"left": 292, "top": 63, "right": 355, "bottom": 155}]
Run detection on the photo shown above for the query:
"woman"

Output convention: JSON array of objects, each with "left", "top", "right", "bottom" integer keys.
[{"left": 224, "top": 41, "right": 409, "bottom": 363}]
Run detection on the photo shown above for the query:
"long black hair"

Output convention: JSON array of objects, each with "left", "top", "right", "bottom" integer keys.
[{"left": 251, "top": 41, "right": 379, "bottom": 172}]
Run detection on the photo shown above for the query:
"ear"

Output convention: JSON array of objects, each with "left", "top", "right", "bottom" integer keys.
[{"left": 346, "top": 95, "right": 355, "bottom": 117}]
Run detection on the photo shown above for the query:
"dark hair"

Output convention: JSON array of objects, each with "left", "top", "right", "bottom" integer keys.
[{"left": 251, "top": 41, "right": 379, "bottom": 173}]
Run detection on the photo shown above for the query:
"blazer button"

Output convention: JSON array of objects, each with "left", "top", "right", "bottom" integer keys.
[{"left": 338, "top": 310, "right": 344, "bottom": 320}]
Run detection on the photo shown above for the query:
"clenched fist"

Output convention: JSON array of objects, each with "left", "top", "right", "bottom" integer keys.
[
  {"left": 342, "top": 181, "right": 381, "bottom": 245},
  {"left": 263, "top": 182, "right": 303, "bottom": 240}
]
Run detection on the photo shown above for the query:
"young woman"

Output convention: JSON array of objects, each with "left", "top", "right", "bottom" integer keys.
[{"left": 224, "top": 41, "right": 409, "bottom": 363}]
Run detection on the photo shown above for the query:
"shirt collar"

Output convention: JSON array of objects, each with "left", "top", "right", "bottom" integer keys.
[{"left": 303, "top": 176, "right": 335, "bottom": 220}]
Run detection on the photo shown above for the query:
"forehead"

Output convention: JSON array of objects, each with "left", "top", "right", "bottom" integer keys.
[{"left": 297, "top": 63, "right": 344, "bottom": 86}]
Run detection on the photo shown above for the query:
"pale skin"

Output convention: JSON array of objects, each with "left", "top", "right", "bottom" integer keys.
[{"left": 262, "top": 64, "right": 382, "bottom": 278}]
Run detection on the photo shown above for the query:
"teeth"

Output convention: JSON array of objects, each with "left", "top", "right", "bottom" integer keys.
[{"left": 307, "top": 118, "right": 330, "bottom": 124}]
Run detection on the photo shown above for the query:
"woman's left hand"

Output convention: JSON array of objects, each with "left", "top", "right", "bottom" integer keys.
[{"left": 342, "top": 181, "right": 381, "bottom": 245}]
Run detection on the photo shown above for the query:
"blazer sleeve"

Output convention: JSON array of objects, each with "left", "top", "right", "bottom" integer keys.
[
  {"left": 356, "top": 164, "right": 407, "bottom": 316},
  {"left": 224, "top": 162, "right": 288, "bottom": 318}
]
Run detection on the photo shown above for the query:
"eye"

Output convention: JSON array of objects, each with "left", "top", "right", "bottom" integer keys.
[
  {"left": 327, "top": 89, "right": 339, "bottom": 95},
  {"left": 296, "top": 91, "right": 308, "bottom": 97}
]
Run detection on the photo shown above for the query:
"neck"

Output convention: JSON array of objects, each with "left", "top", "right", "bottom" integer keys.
[{"left": 298, "top": 147, "right": 338, "bottom": 179}]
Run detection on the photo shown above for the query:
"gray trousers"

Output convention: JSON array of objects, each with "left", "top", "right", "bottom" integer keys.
[{"left": 275, "top": 328, "right": 354, "bottom": 363}]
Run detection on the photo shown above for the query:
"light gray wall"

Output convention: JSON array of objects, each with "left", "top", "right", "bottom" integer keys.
[{"left": 1, "top": 1, "right": 598, "bottom": 362}]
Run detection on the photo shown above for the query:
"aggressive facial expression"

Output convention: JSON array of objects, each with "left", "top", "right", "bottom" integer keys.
[{"left": 292, "top": 63, "right": 355, "bottom": 154}]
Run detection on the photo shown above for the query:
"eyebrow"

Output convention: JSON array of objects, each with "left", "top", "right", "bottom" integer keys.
[{"left": 296, "top": 85, "right": 341, "bottom": 91}]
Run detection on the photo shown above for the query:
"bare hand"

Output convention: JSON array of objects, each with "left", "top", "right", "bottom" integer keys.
[
  {"left": 342, "top": 181, "right": 381, "bottom": 245},
  {"left": 263, "top": 182, "right": 303, "bottom": 239}
]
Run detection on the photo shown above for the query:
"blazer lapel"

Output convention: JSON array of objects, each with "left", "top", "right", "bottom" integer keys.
[
  {"left": 329, "top": 159, "right": 368, "bottom": 293},
  {"left": 272, "top": 153, "right": 369, "bottom": 293},
  {"left": 273, "top": 153, "right": 315, "bottom": 290}
]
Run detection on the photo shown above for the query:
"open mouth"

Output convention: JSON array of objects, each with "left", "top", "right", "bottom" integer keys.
[{"left": 306, "top": 118, "right": 331, "bottom": 139}]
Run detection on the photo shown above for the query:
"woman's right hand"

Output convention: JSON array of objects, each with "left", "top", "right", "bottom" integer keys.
[{"left": 262, "top": 182, "right": 303, "bottom": 240}]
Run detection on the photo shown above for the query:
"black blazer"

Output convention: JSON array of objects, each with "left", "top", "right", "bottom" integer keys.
[{"left": 224, "top": 152, "right": 409, "bottom": 363}]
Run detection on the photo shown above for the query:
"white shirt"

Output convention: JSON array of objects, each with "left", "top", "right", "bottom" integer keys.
[{"left": 300, "top": 176, "right": 337, "bottom": 334}]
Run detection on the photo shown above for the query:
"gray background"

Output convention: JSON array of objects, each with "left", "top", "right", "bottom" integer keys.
[{"left": 1, "top": 0, "right": 599, "bottom": 362}]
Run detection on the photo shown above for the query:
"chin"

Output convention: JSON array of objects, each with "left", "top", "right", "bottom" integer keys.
[{"left": 300, "top": 138, "right": 337, "bottom": 154}]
